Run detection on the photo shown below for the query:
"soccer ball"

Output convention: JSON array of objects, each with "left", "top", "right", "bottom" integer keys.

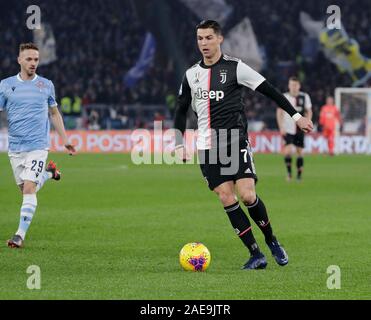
[{"left": 179, "top": 242, "right": 211, "bottom": 271}]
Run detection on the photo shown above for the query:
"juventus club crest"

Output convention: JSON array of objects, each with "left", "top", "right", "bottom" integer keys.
[
  {"left": 194, "top": 72, "right": 200, "bottom": 84},
  {"left": 220, "top": 70, "right": 227, "bottom": 84}
]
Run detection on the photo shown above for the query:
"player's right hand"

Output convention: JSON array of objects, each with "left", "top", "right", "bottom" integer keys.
[
  {"left": 175, "top": 145, "right": 191, "bottom": 162},
  {"left": 65, "top": 144, "right": 77, "bottom": 155},
  {"left": 296, "top": 117, "right": 314, "bottom": 133}
]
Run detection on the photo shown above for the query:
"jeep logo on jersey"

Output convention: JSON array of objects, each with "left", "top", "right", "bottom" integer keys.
[{"left": 196, "top": 88, "right": 224, "bottom": 101}]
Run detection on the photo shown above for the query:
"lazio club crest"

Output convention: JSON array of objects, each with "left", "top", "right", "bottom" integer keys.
[{"left": 36, "top": 80, "right": 46, "bottom": 89}]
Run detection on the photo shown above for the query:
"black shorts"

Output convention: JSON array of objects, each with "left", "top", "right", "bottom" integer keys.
[
  {"left": 284, "top": 131, "right": 304, "bottom": 148},
  {"left": 199, "top": 139, "right": 258, "bottom": 191}
]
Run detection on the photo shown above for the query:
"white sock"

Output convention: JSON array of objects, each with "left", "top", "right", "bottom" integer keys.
[
  {"left": 36, "top": 171, "right": 52, "bottom": 192},
  {"left": 16, "top": 194, "right": 38, "bottom": 240}
]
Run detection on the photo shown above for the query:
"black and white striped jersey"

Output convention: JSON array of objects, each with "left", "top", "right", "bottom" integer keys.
[
  {"left": 177, "top": 54, "right": 265, "bottom": 150},
  {"left": 282, "top": 91, "right": 312, "bottom": 134}
]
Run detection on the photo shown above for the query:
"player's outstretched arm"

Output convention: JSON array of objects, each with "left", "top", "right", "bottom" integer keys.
[
  {"left": 174, "top": 102, "right": 191, "bottom": 162},
  {"left": 49, "top": 106, "right": 76, "bottom": 155},
  {"left": 256, "top": 80, "right": 314, "bottom": 133},
  {"left": 174, "top": 74, "right": 192, "bottom": 161}
]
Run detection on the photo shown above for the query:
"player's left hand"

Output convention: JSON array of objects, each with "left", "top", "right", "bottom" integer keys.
[
  {"left": 65, "top": 144, "right": 77, "bottom": 155},
  {"left": 296, "top": 117, "right": 314, "bottom": 133},
  {"left": 175, "top": 145, "right": 191, "bottom": 162}
]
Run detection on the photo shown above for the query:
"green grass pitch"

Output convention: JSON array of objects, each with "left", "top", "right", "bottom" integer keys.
[{"left": 0, "top": 152, "right": 370, "bottom": 299}]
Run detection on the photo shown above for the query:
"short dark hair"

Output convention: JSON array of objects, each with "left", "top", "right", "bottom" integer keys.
[
  {"left": 289, "top": 76, "right": 300, "bottom": 83},
  {"left": 196, "top": 20, "right": 222, "bottom": 35},
  {"left": 19, "top": 42, "right": 39, "bottom": 53}
]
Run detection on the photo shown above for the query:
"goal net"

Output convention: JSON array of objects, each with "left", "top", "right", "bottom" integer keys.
[
  {"left": 335, "top": 87, "right": 371, "bottom": 154},
  {"left": 335, "top": 88, "right": 371, "bottom": 154}
]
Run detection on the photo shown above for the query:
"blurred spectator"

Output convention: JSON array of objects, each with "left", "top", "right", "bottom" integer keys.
[
  {"left": 154, "top": 112, "right": 165, "bottom": 122},
  {"left": 1, "top": 0, "right": 370, "bottom": 131},
  {"left": 88, "top": 110, "right": 101, "bottom": 130},
  {"left": 118, "top": 106, "right": 130, "bottom": 129},
  {"left": 165, "top": 92, "right": 177, "bottom": 118}
]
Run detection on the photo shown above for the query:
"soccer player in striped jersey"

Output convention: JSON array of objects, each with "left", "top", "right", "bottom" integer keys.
[
  {"left": 276, "top": 77, "right": 313, "bottom": 181},
  {"left": 0, "top": 43, "right": 76, "bottom": 248},
  {"left": 174, "top": 20, "right": 313, "bottom": 270}
]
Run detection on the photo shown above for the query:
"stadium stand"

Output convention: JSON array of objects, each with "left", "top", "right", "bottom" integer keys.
[{"left": 1, "top": 0, "right": 370, "bottom": 130}]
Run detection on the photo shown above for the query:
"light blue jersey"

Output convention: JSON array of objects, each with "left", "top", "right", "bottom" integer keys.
[{"left": 0, "top": 74, "right": 57, "bottom": 152}]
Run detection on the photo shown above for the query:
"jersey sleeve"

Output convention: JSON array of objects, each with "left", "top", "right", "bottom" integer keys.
[
  {"left": 256, "top": 81, "right": 299, "bottom": 118},
  {"left": 174, "top": 73, "right": 192, "bottom": 146},
  {"left": 0, "top": 80, "right": 7, "bottom": 111},
  {"left": 48, "top": 81, "right": 58, "bottom": 107},
  {"left": 305, "top": 93, "right": 312, "bottom": 110},
  {"left": 236, "top": 60, "right": 266, "bottom": 90}
]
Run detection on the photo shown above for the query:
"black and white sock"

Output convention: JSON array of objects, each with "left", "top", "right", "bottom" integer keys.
[
  {"left": 284, "top": 156, "right": 292, "bottom": 177},
  {"left": 297, "top": 157, "right": 304, "bottom": 179},
  {"left": 224, "top": 202, "right": 261, "bottom": 256},
  {"left": 246, "top": 196, "right": 276, "bottom": 244}
]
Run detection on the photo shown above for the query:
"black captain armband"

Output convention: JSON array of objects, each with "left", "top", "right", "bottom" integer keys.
[{"left": 256, "top": 80, "right": 302, "bottom": 120}]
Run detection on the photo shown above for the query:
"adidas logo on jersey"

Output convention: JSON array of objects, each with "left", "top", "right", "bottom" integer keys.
[{"left": 196, "top": 88, "right": 224, "bottom": 101}]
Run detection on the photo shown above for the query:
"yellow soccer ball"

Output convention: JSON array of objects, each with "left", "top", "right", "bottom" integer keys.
[{"left": 179, "top": 242, "right": 211, "bottom": 271}]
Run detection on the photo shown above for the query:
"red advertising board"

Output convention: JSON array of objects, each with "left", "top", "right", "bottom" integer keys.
[{"left": 44, "top": 130, "right": 371, "bottom": 154}]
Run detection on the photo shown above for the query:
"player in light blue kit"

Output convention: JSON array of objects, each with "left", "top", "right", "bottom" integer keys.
[{"left": 0, "top": 43, "right": 76, "bottom": 248}]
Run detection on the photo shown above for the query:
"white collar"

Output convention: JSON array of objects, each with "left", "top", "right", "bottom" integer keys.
[{"left": 17, "top": 73, "right": 38, "bottom": 82}]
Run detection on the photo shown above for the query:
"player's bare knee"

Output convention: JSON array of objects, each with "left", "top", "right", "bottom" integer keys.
[
  {"left": 216, "top": 190, "right": 236, "bottom": 207},
  {"left": 23, "top": 182, "right": 37, "bottom": 195},
  {"left": 240, "top": 190, "right": 256, "bottom": 206},
  {"left": 23, "top": 188, "right": 36, "bottom": 195}
]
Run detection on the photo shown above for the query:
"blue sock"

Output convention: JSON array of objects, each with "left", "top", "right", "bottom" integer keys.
[
  {"left": 16, "top": 194, "right": 37, "bottom": 240},
  {"left": 36, "top": 171, "right": 52, "bottom": 192}
]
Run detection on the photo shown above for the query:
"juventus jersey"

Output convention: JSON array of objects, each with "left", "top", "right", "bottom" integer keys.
[
  {"left": 177, "top": 54, "right": 265, "bottom": 150},
  {"left": 282, "top": 92, "right": 312, "bottom": 135}
]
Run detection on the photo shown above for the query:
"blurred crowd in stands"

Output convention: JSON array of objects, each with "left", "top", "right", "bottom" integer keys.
[{"left": 1, "top": 0, "right": 370, "bottom": 131}]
